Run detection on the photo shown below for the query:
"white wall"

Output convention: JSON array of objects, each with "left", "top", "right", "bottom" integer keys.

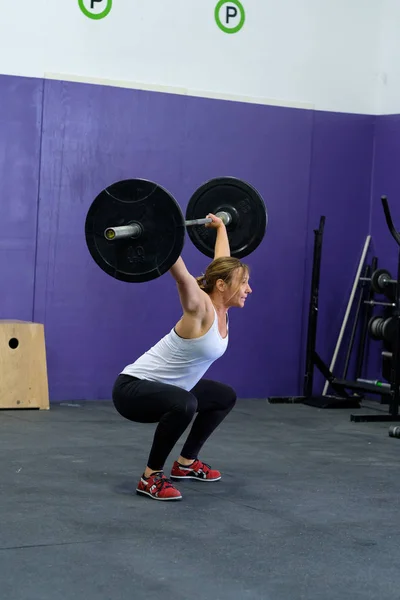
[
  {"left": 0, "top": 0, "right": 383, "bottom": 114},
  {"left": 375, "top": 0, "right": 400, "bottom": 115}
]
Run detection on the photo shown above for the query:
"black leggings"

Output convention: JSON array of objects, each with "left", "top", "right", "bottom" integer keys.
[{"left": 112, "top": 374, "right": 237, "bottom": 471}]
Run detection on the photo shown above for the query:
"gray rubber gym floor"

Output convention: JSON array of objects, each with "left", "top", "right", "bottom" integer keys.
[{"left": 1, "top": 398, "right": 400, "bottom": 600}]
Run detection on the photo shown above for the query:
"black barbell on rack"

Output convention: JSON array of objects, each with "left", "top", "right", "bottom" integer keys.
[
  {"left": 85, "top": 177, "right": 268, "bottom": 283},
  {"left": 360, "top": 268, "right": 397, "bottom": 294}
]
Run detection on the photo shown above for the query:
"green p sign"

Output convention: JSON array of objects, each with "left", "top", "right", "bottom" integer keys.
[
  {"left": 215, "top": 0, "right": 245, "bottom": 34},
  {"left": 78, "top": 0, "right": 112, "bottom": 20}
]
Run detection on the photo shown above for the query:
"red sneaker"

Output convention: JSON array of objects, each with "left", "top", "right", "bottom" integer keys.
[
  {"left": 136, "top": 472, "right": 182, "bottom": 501},
  {"left": 171, "top": 459, "right": 221, "bottom": 482}
]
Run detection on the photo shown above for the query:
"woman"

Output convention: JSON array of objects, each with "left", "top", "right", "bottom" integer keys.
[{"left": 112, "top": 214, "right": 252, "bottom": 501}]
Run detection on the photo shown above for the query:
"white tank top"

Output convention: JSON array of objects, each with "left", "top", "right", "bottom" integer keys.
[{"left": 120, "top": 307, "right": 229, "bottom": 391}]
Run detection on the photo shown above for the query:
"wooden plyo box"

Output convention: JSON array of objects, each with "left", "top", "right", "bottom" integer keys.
[{"left": 0, "top": 321, "right": 49, "bottom": 410}]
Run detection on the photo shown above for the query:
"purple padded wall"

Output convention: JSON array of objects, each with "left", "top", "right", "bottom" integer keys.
[
  {"left": 371, "top": 116, "right": 400, "bottom": 271},
  {"left": 0, "top": 74, "right": 377, "bottom": 401},
  {"left": 34, "top": 80, "right": 314, "bottom": 400},
  {"left": 304, "top": 111, "right": 374, "bottom": 389},
  {"left": 367, "top": 116, "right": 400, "bottom": 380},
  {"left": 0, "top": 75, "right": 43, "bottom": 320}
]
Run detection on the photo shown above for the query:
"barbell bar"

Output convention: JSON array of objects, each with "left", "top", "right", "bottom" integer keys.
[
  {"left": 359, "top": 275, "right": 396, "bottom": 285},
  {"left": 85, "top": 177, "right": 268, "bottom": 283},
  {"left": 357, "top": 378, "right": 390, "bottom": 389},
  {"left": 185, "top": 210, "right": 232, "bottom": 228},
  {"left": 104, "top": 211, "right": 233, "bottom": 241},
  {"left": 364, "top": 300, "right": 395, "bottom": 308},
  {"left": 360, "top": 276, "right": 397, "bottom": 285}
]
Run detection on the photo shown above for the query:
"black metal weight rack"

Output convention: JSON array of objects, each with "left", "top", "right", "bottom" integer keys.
[{"left": 269, "top": 196, "right": 400, "bottom": 427}]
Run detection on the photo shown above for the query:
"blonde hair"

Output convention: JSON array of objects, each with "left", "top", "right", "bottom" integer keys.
[{"left": 196, "top": 257, "right": 249, "bottom": 295}]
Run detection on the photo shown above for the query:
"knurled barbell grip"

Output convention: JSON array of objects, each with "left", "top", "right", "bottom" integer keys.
[
  {"left": 185, "top": 211, "right": 232, "bottom": 227},
  {"left": 184, "top": 218, "right": 213, "bottom": 226},
  {"left": 104, "top": 211, "right": 232, "bottom": 240}
]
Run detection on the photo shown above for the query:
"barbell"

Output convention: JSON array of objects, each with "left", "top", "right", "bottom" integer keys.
[
  {"left": 360, "top": 268, "right": 397, "bottom": 295},
  {"left": 104, "top": 210, "right": 233, "bottom": 241},
  {"left": 85, "top": 177, "right": 267, "bottom": 283}
]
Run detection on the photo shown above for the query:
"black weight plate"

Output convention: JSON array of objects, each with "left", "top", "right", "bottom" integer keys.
[
  {"left": 371, "top": 268, "right": 392, "bottom": 294},
  {"left": 383, "top": 317, "right": 397, "bottom": 345},
  {"left": 185, "top": 177, "right": 267, "bottom": 259},
  {"left": 389, "top": 425, "right": 400, "bottom": 438},
  {"left": 368, "top": 316, "right": 384, "bottom": 340},
  {"left": 85, "top": 179, "right": 185, "bottom": 282}
]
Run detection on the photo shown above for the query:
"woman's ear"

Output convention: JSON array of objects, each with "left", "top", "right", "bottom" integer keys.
[{"left": 215, "top": 279, "right": 225, "bottom": 293}]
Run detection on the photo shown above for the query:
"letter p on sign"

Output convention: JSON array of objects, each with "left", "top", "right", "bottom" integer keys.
[
  {"left": 78, "top": 0, "right": 112, "bottom": 20},
  {"left": 215, "top": 0, "right": 245, "bottom": 33}
]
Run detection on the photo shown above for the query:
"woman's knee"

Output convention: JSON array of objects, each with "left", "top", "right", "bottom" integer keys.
[
  {"left": 222, "top": 384, "right": 237, "bottom": 411},
  {"left": 207, "top": 381, "right": 237, "bottom": 411},
  {"left": 172, "top": 392, "right": 198, "bottom": 420}
]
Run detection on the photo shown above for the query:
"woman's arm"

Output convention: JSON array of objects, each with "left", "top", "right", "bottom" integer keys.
[
  {"left": 169, "top": 257, "right": 205, "bottom": 313},
  {"left": 206, "top": 214, "right": 230, "bottom": 259},
  {"left": 168, "top": 214, "right": 230, "bottom": 313}
]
